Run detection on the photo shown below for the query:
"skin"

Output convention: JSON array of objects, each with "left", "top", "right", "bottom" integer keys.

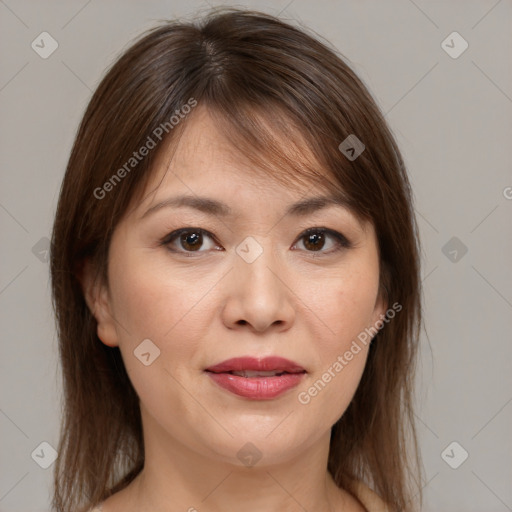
[{"left": 82, "top": 106, "right": 387, "bottom": 512}]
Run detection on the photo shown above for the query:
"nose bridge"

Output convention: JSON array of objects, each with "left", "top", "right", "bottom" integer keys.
[
  {"left": 223, "top": 234, "right": 294, "bottom": 332},
  {"left": 234, "top": 234, "right": 282, "bottom": 285},
  {"left": 233, "top": 234, "right": 272, "bottom": 287}
]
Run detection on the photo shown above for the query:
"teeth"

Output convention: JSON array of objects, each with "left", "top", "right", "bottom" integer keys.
[{"left": 230, "top": 370, "right": 284, "bottom": 378}]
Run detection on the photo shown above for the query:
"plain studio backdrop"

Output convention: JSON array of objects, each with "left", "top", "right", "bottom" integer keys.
[{"left": 0, "top": 1, "right": 511, "bottom": 511}]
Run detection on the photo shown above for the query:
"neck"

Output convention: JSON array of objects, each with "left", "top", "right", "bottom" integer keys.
[{"left": 126, "top": 407, "right": 346, "bottom": 512}]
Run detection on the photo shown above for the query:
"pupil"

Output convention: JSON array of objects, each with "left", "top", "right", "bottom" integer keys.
[
  {"left": 178, "top": 231, "right": 326, "bottom": 252},
  {"left": 305, "top": 232, "right": 324, "bottom": 251},
  {"left": 182, "top": 231, "right": 202, "bottom": 251}
]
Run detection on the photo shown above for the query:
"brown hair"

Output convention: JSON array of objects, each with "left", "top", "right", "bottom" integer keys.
[{"left": 50, "top": 7, "right": 424, "bottom": 512}]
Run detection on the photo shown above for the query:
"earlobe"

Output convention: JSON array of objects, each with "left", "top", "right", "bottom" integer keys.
[
  {"left": 377, "top": 290, "right": 388, "bottom": 320},
  {"left": 78, "top": 258, "right": 120, "bottom": 348},
  {"left": 377, "top": 278, "right": 390, "bottom": 315},
  {"left": 371, "top": 287, "right": 389, "bottom": 339}
]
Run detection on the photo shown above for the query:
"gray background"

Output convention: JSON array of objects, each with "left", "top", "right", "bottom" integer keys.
[{"left": 1, "top": 0, "right": 511, "bottom": 510}]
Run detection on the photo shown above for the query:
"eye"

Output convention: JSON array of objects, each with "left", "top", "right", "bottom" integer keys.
[
  {"left": 292, "top": 227, "right": 351, "bottom": 254},
  {"left": 160, "top": 227, "right": 351, "bottom": 256},
  {"left": 161, "top": 228, "right": 221, "bottom": 255}
]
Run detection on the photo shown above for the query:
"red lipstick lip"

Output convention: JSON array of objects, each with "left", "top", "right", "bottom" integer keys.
[
  {"left": 206, "top": 371, "right": 305, "bottom": 400},
  {"left": 205, "top": 356, "right": 306, "bottom": 374},
  {"left": 204, "top": 357, "right": 306, "bottom": 400}
]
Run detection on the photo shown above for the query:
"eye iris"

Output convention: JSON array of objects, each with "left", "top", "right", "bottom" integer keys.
[
  {"left": 181, "top": 231, "right": 202, "bottom": 251},
  {"left": 173, "top": 230, "right": 334, "bottom": 253},
  {"left": 304, "top": 231, "right": 325, "bottom": 251}
]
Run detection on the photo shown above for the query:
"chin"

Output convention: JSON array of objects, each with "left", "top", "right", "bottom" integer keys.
[{"left": 193, "top": 421, "right": 318, "bottom": 468}]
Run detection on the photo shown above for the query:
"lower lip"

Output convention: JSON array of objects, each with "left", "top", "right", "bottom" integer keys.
[{"left": 206, "top": 371, "right": 305, "bottom": 400}]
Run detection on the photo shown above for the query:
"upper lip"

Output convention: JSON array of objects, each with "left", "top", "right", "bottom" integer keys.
[{"left": 205, "top": 356, "right": 306, "bottom": 373}]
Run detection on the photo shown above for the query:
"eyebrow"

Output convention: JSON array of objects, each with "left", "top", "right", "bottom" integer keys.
[{"left": 140, "top": 193, "right": 358, "bottom": 221}]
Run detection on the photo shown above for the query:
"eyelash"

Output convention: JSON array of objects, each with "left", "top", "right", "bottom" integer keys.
[{"left": 159, "top": 227, "right": 352, "bottom": 257}]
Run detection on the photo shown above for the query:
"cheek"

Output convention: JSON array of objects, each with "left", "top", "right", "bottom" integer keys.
[
  {"left": 293, "top": 260, "right": 378, "bottom": 422},
  {"left": 296, "top": 277, "right": 374, "bottom": 430},
  {"left": 108, "top": 251, "right": 222, "bottom": 377},
  {"left": 109, "top": 252, "right": 208, "bottom": 336},
  {"left": 107, "top": 256, "right": 210, "bottom": 417},
  {"left": 313, "top": 353, "right": 369, "bottom": 433},
  {"left": 303, "top": 263, "right": 380, "bottom": 355}
]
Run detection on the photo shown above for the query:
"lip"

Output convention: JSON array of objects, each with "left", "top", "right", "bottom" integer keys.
[
  {"left": 206, "top": 356, "right": 305, "bottom": 374},
  {"left": 205, "top": 356, "right": 306, "bottom": 400}
]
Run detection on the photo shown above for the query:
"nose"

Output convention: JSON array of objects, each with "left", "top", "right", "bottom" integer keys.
[{"left": 221, "top": 239, "right": 296, "bottom": 333}]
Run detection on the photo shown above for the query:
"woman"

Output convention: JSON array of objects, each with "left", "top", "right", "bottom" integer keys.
[{"left": 50, "top": 8, "right": 424, "bottom": 512}]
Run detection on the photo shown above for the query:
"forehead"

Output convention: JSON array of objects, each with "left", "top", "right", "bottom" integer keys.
[
  {"left": 128, "top": 104, "right": 370, "bottom": 234},
  {"left": 147, "top": 104, "right": 330, "bottom": 195}
]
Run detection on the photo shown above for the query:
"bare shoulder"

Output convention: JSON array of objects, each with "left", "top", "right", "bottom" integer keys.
[
  {"left": 90, "top": 489, "right": 127, "bottom": 512},
  {"left": 342, "top": 488, "right": 371, "bottom": 512},
  {"left": 348, "top": 480, "right": 391, "bottom": 512},
  {"left": 85, "top": 506, "right": 103, "bottom": 512}
]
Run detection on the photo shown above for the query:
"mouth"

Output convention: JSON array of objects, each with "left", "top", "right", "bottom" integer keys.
[
  {"left": 204, "top": 356, "right": 306, "bottom": 400},
  {"left": 213, "top": 369, "right": 298, "bottom": 377},
  {"left": 205, "top": 356, "right": 306, "bottom": 374}
]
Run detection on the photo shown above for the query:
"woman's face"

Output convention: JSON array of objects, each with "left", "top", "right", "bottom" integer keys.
[{"left": 85, "top": 106, "right": 387, "bottom": 467}]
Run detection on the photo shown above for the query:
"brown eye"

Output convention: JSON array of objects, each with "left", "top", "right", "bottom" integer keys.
[
  {"left": 303, "top": 231, "right": 326, "bottom": 251},
  {"left": 294, "top": 228, "right": 351, "bottom": 254},
  {"left": 180, "top": 231, "right": 203, "bottom": 251},
  {"left": 162, "top": 228, "right": 220, "bottom": 254}
]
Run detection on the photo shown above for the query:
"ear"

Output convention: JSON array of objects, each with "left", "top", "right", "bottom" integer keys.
[
  {"left": 368, "top": 281, "right": 389, "bottom": 339},
  {"left": 78, "top": 258, "right": 119, "bottom": 347},
  {"left": 373, "top": 288, "right": 388, "bottom": 322}
]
